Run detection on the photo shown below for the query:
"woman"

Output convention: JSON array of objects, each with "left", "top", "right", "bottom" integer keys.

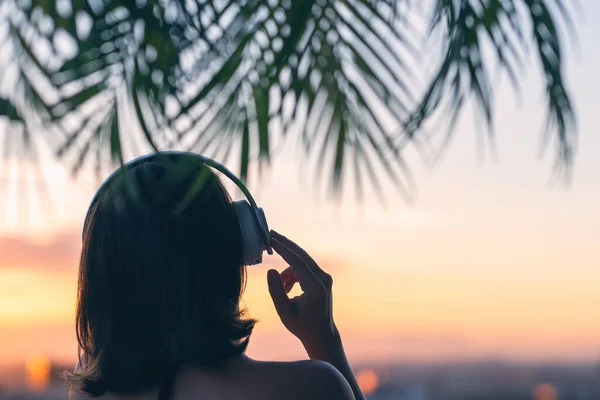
[{"left": 67, "top": 153, "right": 366, "bottom": 400}]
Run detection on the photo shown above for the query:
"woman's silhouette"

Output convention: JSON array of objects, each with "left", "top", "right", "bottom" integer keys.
[{"left": 67, "top": 152, "right": 365, "bottom": 400}]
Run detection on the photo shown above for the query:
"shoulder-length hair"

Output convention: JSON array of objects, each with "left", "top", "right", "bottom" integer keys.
[{"left": 66, "top": 155, "right": 255, "bottom": 396}]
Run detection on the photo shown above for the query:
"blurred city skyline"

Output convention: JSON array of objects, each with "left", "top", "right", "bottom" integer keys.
[{"left": 1, "top": 359, "right": 599, "bottom": 399}]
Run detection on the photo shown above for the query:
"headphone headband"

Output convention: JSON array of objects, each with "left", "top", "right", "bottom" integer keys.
[
  {"left": 83, "top": 151, "right": 272, "bottom": 263},
  {"left": 87, "top": 151, "right": 260, "bottom": 211}
]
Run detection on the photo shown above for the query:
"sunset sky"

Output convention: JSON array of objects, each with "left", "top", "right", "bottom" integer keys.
[{"left": 0, "top": 1, "right": 599, "bottom": 369}]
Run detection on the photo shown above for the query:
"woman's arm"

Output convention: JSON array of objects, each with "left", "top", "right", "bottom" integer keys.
[
  {"left": 301, "top": 328, "right": 365, "bottom": 400},
  {"left": 267, "top": 230, "right": 366, "bottom": 400}
]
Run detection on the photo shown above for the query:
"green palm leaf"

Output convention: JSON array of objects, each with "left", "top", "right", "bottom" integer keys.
[
  {"left": 408, "top": 0, "right": 576, "bottom": 177},
  {"left": 0, "top": 0, "right": 578, "bottom": 203}
]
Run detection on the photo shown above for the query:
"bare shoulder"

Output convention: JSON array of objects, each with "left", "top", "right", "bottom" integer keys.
[{"left": 253, "top": 359, "right": 355, "bottom": 400}]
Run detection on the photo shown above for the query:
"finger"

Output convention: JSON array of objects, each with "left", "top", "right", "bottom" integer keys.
[
  {"left": 271, "top": 238, "right": 320, "bottom": 292},
  {"left": 271, "top": 231, "right": 332, "bottom": 285},
  {"left": 281, "top": 267, "right": 298, "bottom": 293},
  {"left": 284, "top": 280, "right": 297, "bottom": 294},
  {"left": 267, "top": 269, "right": 293, "bottom": 318},
  {"left": 284, "top": 283, "right": 295, "bottom": 294},
  {"left": 271, "top": 231, "right": 324, "bottom": 274},
  {"left": 281, "top": 266, "right": 297, "bottom": 282}
]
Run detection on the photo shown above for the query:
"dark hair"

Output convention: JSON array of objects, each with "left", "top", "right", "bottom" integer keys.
[{"left": 66, "top": 155, "right": 255, "bottom": 396}]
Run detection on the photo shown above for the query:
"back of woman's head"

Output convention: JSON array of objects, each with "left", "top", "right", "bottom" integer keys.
[{"left": 67, "top": 154, "right": 255, "bottom": 396}]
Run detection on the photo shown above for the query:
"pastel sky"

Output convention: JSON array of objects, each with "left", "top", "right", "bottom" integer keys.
[{"left": 0, "top": 1, "right": 599, "bottom": 368}]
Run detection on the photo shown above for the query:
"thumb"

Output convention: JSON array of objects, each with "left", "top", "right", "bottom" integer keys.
[{"left": 267, "top": 269, "right": 292, "bottom": 318}]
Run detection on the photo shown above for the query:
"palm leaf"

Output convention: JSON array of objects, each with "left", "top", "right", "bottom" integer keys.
[
  {"left": 0, "top": 98, "right": 22, "bottom": 123},
  {"left": 0, "top": 0, "right": 578, "bottom": 204},
  {"left": 408, "top": 0, "right": 576, "bottom": 177}
]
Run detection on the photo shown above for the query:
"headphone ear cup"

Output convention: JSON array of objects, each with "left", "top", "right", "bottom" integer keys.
[
  {"left": 233, "top": 200, "right": 266, "bottom": 265},
  {"left": 256, "top": 207, "right": 273, "bottom": 255}
]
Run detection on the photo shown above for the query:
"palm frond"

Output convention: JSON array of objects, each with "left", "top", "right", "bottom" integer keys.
[
  {"left": 0, "top": 0, "right": 578, "bottom": 205},
  {"left": 408, "top": 0, "right": 576, "bottom": 177}
]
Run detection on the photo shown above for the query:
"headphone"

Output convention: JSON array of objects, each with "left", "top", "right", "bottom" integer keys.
[{"left": 83, "top": 151, "right": 273, "bottom": 266}]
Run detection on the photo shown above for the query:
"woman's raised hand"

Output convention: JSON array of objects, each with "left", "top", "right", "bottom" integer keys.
[{"left": 267, "top": 230, "right": 339, "bottom": 356}]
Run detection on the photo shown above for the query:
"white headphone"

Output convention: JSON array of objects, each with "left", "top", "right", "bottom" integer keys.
[{"left": 83, "top": 151, "right": 273, "bottom": 266}]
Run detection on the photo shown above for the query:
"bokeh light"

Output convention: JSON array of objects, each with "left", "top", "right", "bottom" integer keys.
[
  {"left": 533, "top": 383, "right": 558, "bottom": 400},
  {"left": 356, "top": 368, "right": 379, "bottom": 395},
  {"left": 25, "top": 354, "right": 51, "bottom": 392}
]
